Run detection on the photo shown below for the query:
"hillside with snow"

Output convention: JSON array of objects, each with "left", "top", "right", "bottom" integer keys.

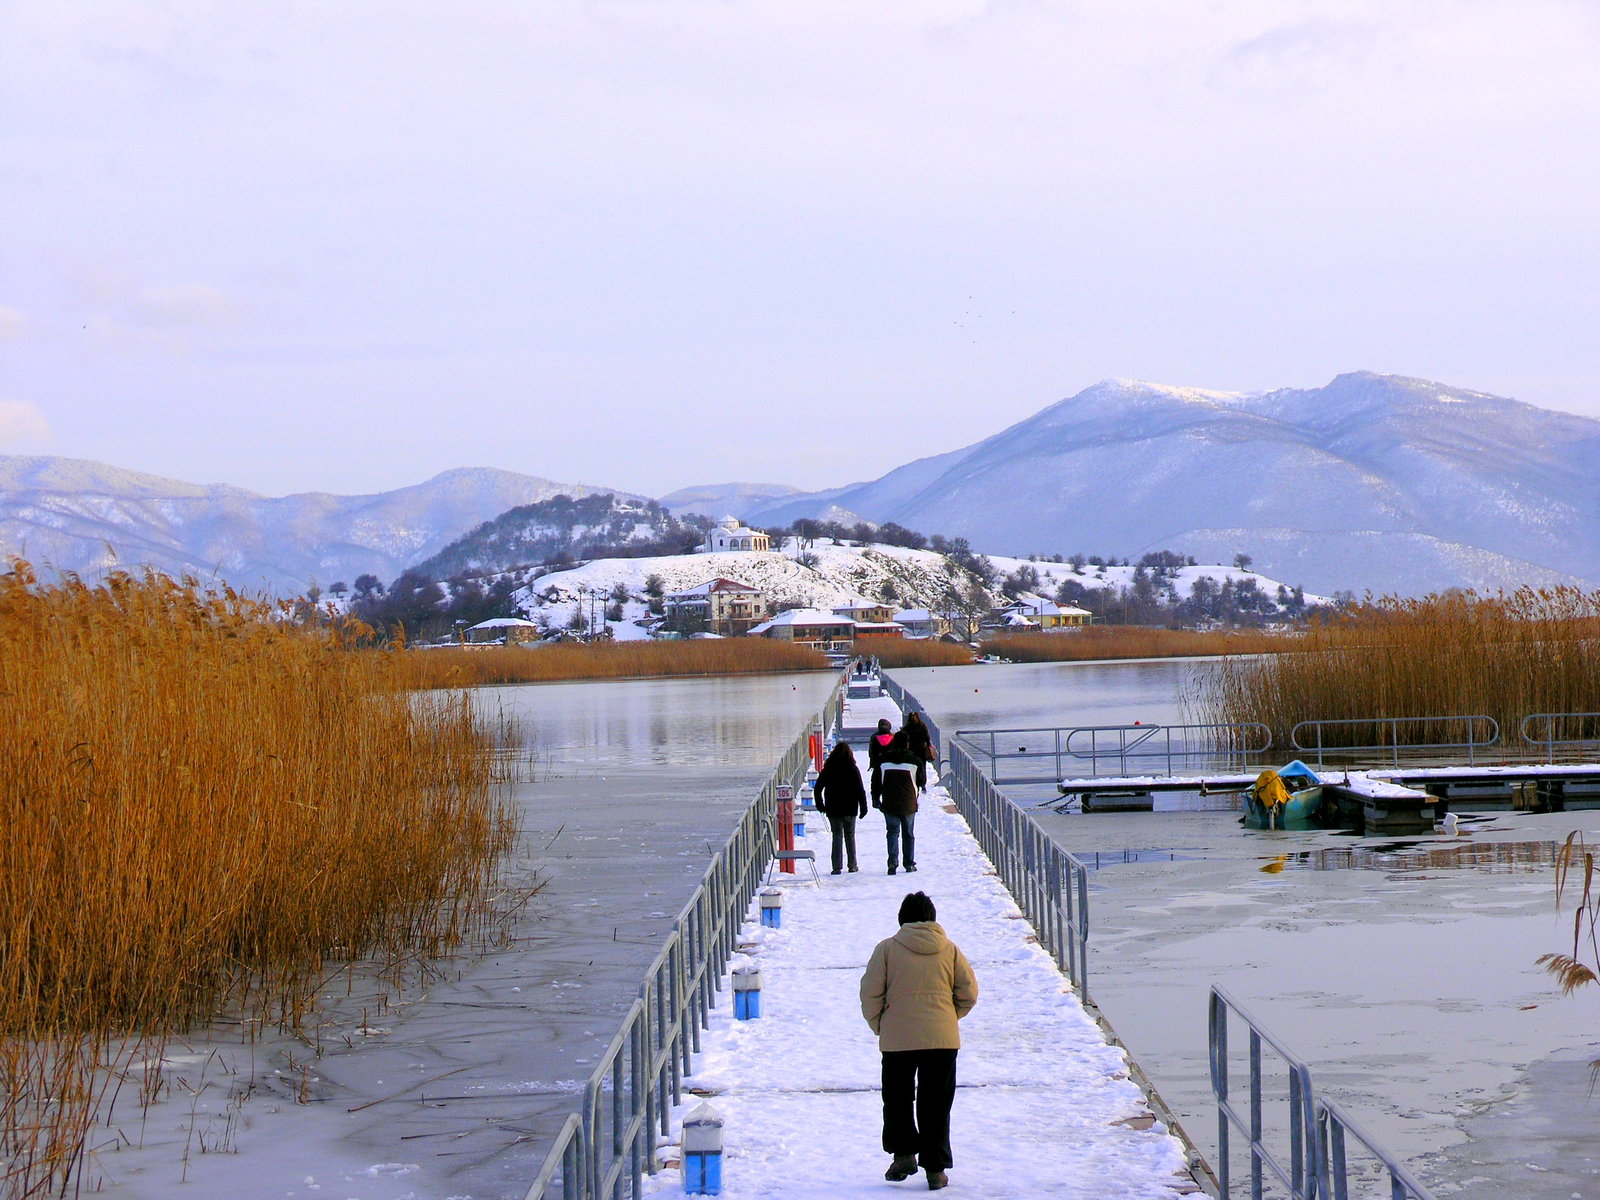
[
  {"left": 481, "top": 538, "right": 1322, "bottom": 637},
  {"left": 510, "top": 541, "right": 973, "bottom": 633},
  {"left": 740, "top": 372, "right": 1600, "bottom": 595}
]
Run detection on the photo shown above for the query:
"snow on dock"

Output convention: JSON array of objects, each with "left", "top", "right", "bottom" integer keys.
[{"left": 645, "top": 730, "right": 1196, "bottom": 1199}]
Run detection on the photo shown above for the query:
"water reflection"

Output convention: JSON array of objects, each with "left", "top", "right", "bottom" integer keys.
[
  {"left": 472, "top": 673, "right": 832, "bottom": 774},
  {"left": 1289, "top": 839, "right": 1558, "bottom": 875}
]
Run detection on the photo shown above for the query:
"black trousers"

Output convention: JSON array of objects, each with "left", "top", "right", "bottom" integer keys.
[
  {"left": 827, "top": 813, "right": 858, "bottom": 872},
  {"left": 881, "top": 1048, "right": 958, "bottom": 1172}
]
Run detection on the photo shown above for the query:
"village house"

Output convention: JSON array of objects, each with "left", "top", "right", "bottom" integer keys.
[
  {"left": 748, "top": 608, "right": 856, "bottom": 653},
  {"left": 664, "top": 578, "right": 770, "bottom": 636},
  {"left": 893, "top": 608, "right": 955, "bottom": 639},
  {"left": 464, "top": 617, "right": 542, "bottom": 644},
  {"left": 1001, "top": 598, "right": 1093, "bottom": 630},
  {"left": 832, "top": 600, "right": 895, "bottom": 624},
  {"left": 704, "top": 516, "right": 771, "bottom": 554}
]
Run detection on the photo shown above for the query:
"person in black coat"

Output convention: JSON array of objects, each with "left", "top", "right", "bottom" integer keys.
[
  {"left": 814, "top": 741, "right": 868, "bottom": 874},
  {"left": 877, "top": 729, "right": 927, "bottom": 874}
]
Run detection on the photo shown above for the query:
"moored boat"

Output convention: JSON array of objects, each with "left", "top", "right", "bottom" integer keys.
[{"left": 1244, "top": 759, "right": 1327, "bottom": 830}]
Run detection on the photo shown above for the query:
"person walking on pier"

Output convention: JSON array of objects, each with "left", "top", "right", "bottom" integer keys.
[
  {"left": 868, "top": 718, "right": 894, "bottom": 807},
  {"left": 859, "top": 891, "right": 979, "bottom": 1191},
  {"left": 902, "top": 710, "right": 936, "bottom": 767},
  {"left": 814, "top": 740, "right": 868, "bottom": 873},
  {"left": 878, "top": 728, "right": 926, "bottom": 874}
]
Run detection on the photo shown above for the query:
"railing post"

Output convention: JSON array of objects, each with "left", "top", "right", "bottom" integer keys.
[{"left": 1249, "top": 1030, "right": 1263, "bottom": 1199}]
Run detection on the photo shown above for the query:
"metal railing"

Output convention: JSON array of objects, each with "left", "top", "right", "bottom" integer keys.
[
  {"left": 1210, "top": 987, "right": 1318, "bottom": 1200},
  {"left": 523, "top": 673, "right": 846, "bottom": 1200},
  {"left": 953, "top": 722, "right": 1274, "bottom": 784},
  {"left": 1520, "top": 712, "right": 1600, "bottom": 762},
  {"left": 1290, "top": 716, "right": 1499, "bottom": 769},
  {"left": 883, "top": 681, "right": 1091, "bottom": 1001},
  {"left": 1209, "top": 986, "right": 1437, "bottom": 1200},
  {"left": 1317, "top": 1097, "right": 1435, "bottom": 1200}
]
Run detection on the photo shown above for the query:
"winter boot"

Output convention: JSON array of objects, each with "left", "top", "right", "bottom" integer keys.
[
  {"left": 926, "top": 1169, "right": 949, "bottom": 1190},
  {"left": 885, "top": 1155, "right": 918, "bottom": 1182}
]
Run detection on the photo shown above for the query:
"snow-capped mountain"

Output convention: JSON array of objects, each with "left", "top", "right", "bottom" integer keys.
[
  {"left": 742, "top": 373, "right": 1600, "bottom": 595},
  {"left": 0, "top": 456, "right": 642, "bottom": 595}
]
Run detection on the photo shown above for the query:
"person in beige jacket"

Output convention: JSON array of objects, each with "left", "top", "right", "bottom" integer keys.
[{"left": 859, "top": 892, "right": 979, "bottom": 1191}]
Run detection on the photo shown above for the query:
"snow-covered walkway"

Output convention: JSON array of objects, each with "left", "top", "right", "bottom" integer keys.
[{"left": 644, "top": 699, "right": 1198, "bottom": 1200}]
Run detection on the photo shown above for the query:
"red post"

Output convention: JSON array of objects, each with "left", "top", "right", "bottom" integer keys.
[{"left": 776, "top": 784, "right": 795, "bottom": 873}]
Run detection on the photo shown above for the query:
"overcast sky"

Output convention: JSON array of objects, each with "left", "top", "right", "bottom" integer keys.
[{"left": 3, "top": 1, "right": 1598, "bottom": 499}]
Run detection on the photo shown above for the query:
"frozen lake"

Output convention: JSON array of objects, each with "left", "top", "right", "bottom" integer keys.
[{"left": 891, "top": 659, "right": 1600, "bottom": 1199}]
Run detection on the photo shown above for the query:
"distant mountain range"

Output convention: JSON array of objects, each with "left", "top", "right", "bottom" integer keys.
[
  {"left": 656, "top": 482, "right": 802, "bottom": 518},
  {"left": 4, "top": 372, "right": 1595, "bottom": 597},
  {"left": 735, "top": 372, "right": 1600, "bottom": 595},
  {"left": 0, "top": 457, "right": 639, "bottom": 595}
]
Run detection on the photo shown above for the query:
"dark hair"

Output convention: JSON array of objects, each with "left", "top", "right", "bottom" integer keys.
[
  {"left": 897, "top": 891, "right": 936, "bottom": 925},
  {"left": 876, "top": 719, "right": 892, "bottom": 733},
  {"left": 827, "top": 741, "right": 854, "bottom": 763}
]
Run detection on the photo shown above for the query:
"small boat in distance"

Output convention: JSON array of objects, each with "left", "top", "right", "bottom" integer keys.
[{"left": 1244, "top": 760, "right": 1327, "bottom": 830}]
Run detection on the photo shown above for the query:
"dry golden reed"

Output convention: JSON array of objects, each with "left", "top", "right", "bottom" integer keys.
[
  {"left": 0, "top": 563, "right": 515, "bottom": 1196},
  {"left": 981, "top": 626, "right": 1298, "bottom": 663},
  {"left": 399, "top": 637, "right": 829, "bottom": 688},
  {"left": 1205, "top": 588, "right": 1600, "bottom": 750}
]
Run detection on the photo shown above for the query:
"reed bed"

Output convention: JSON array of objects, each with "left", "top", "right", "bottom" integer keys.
[
  {"left": 981, "top": 626, "right": 1299, "bottom": 663},
  {"left": 1205, "top": 588, "right": 1600, "bottom": 750},
  {"left": 400, "top": 637, "right": 829, "bottom": 688},
  {"left": 866, "top": 640, "right": 975, "bottom": 668},
  {"left": 0, "top": 564, "right": 515, "bottom": 1197}
]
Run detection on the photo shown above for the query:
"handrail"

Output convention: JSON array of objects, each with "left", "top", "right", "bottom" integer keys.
[
  {"left": 1520, "top": 712, "right": 1600, "bottom": 761},
  {"left": 1209, "top": 986, "right": 1318, "bottom": 1199},
  {"left": 1290, "top": 716, "right": 1499, "bottom": 769},
  {"left": 951, "top": 722, "right": 1274, "bottom": 784},
  {"left": 1209, "top": 986, "right": 1437, "bottom": 1200},
  {"left": 522, "top": 669, "right": 847, "bottom": 1200},
  {"left": 890, "top": 686, "right": 1091, "bottom": 1000},
  {"left": 1316, "top": 1096, "right": 1437, "bottom": 1200},
  {"left": 523, "top": 1112, "right": 583, "bottom": 1200}
]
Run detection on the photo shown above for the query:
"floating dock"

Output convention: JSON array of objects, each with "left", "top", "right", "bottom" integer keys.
[{"left": 1053, "top": 764, "right": 1600, "bottom": 834}]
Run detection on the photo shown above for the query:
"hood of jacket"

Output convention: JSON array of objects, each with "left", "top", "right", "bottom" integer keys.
[
  {"left": 874, "top": 733, "right": 893, "bottom": 747},
  {"left": 891, "top": 921, "right": 949, "bottom": 955},
  {"left": 881, "top": 738, "right": 923, "bottom": 766}
]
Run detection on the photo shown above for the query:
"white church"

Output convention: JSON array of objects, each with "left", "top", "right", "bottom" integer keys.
[{"left": 704, "top": 515, "right": 770, "bottom": 553}]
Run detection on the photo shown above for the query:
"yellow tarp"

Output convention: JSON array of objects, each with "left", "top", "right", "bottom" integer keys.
[{"left": 1252, "top": 769, "right": 1292, "bottom": 811}]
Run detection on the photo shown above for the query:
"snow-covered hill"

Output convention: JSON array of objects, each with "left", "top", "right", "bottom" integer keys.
[
  {"left": 0, "top": 456, "right": 641, "bottom": 595},
  {"left": 488, "top": 540, "right": 1320, "bottom": 636},
  {"left": 742, "top": 373, "right": 1600, "bottom": 595},
  {"left": 512, "top": 541, "right": 973, "bottom": 628}
]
